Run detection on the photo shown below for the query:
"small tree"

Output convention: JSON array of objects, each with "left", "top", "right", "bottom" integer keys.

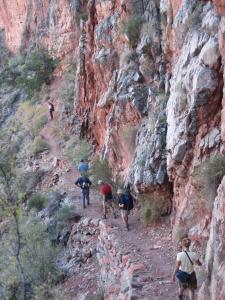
[
  {"left": 120, "top": 16, "right": 143, "bottom": 48},
  {"left": 0, "top": 155, "right": 26, "bottom": 299},
  {"left": 16, "top": 49, "right": 58, "bottom": 96}
]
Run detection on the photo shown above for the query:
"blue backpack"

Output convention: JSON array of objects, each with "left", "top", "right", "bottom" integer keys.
[{"left": 123, "top": 192, "right": 134, "bottom": 210}]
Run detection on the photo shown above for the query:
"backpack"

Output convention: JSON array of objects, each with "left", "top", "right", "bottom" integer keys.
[
  {"left": 123, "top": 192, "right": 134, "bottom": 210},
  {"left": 81, "top": 177, "right": 90, "bottom": 189}
]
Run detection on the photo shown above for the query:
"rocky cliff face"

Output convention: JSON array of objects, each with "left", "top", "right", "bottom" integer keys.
[{"left": 1, "top": 0, "right": 225, "bottom": 299}]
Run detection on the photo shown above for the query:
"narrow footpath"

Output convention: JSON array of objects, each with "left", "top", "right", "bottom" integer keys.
[{"left": 42, "top": 120, "right": 179, "bottom": 300}]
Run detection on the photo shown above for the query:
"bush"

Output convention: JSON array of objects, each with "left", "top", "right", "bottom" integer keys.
[
  {"left": 90, "top": 158, "right": 113, "bottom": 186},
  {"left": 193, "top": 153, "right": 225, "bottom": 208},
  {"left": 16, "top": 170, "right": 46, "bottom": 196},
  {"left": 120, "top": 15, "right": 143, "bottom": 48},
  {"left": 32, "top": 136, "right": 50, "bottom": 155},
  {"left": 76, "top": 12, "right": 88, "bottom": 26},
  {"left": 16, "top": 49, "right": 58, "bottom": 96},
  {"left": 139, "top": 193, "right": 166, "bottom": 225},
  {"left": 21, "top": 220, "right": 61, "bottom": 285},
  {"left": 56, "top": 205, "right": 76, "bottom": 231},
  {"left": 28, "top": 193, "right": 48, "bottom": 211},
  {"left": 0, "top": 219, "right": 61, "bottom": 299},
  {"left": 16, "top": 101, "right": 48, "bottom": 138},
  {"left": 66, "top": 139, "right": 89, "bottom": 165}
]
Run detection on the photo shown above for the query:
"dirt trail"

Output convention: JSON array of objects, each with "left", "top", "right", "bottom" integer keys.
[{"left": 41, "top": 120, "right": 182, "bottom": 300}]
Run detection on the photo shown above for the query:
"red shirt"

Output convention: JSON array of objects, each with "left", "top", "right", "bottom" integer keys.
[{"left": 100, "top": 184, "right": 112, "bottom": 196}]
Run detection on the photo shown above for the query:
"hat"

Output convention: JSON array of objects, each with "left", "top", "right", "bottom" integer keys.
[
  {"left": 97, "top": 180, "right": 103, "bottom": 185},
  {"left": 117, "top": 189, "right": 123, "bottom": 194}
]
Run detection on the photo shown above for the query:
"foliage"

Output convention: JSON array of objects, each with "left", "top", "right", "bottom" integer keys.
[
  {"left": 16, "top": 170, "right": 45, "bottom": 198},
  {"left": 32, "top": 136, "right": 50, "bottom": 155},
  {"left": 90, "top": 158, "right": 113, "bottom": 186},
  {"left": 0, "top": 49, "right": 57, "bottom": 97},
  {"left": 16, "top": 49, "right": 58, "bottom": 96},
  {"left": 0, "top": 150, "right": 59, "bottom": 299},
  {"left": 56, "top": 205, "right": 76, "bottom": 232},
  {"left": 139, "top": 193, "right": 166, "bottom": 225},
  {"left": 120, "top": 15, "right": 143, "bottom": 48},
  {"left": 0, "top": 53, "right": 25, "bottom": 88},
  {"left": 28, "top": 193, "right": 48, "bottom": 211},
  {"left": 66, "top": 139, "right": 89, "bottom": 166},
  {"left": 76, "top": 12, "right": 88, "bottom": 26},
  {"left": 193, "top": 153, "right": 225, "bottom": 208},
  {"left": 21, "top": 220, "right": 60, "bottom": 285},
  {"left": 0, "top": 219, "right": 61, "bottom": 299},
  {"left": 59, "top": 66, "right": 76, "bottom": 111},
  {"left": 16, "top": 101, "right": 48, "bottom": 138}
]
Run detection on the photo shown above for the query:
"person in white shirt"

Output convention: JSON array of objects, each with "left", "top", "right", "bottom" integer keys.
[{"left": 172, "top": 238, "right": 202, "bottom": 300}]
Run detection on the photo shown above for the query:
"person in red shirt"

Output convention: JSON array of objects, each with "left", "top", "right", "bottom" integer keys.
[{"left": 98, "top": 180, "right": 113, "bottom": 219}]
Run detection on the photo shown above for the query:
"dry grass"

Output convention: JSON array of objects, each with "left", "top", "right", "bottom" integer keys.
[{"left": 193, "top": 153, "right": 225, "bottom": 209}]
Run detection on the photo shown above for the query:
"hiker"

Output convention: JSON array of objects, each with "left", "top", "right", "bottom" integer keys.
[
  {"left": 75, "top": 175, "right": 92, "bottom": 208},
  {"left": 48, "top": 101, "right": 55, "bottom": 120},
  {"left": 78, "top": 159, "right": 89, "bottom": 175},
  {"left": 172, "top": 237, "right": 202, "bottom": 300},
  {"left": 117, "top": 189, "right": 134, "bottom": 230},
  {"left": 98, "top": 180, "right": 114, "bottom": 219}
]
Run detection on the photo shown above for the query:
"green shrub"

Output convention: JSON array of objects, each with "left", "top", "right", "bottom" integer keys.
[
  {"left": 32, "top": 136, "right": 50, "bottom": 155},
  {"left": 56, "top": 205, "right": 76, "bottom": 231},
  {"left": 140, "top": 193, "right": 165, "bottom": 224},
  {"left": 76, "top": 12, "right": 88, "bottom": 26},
  {"left": 16, "top": 49, "right": 58, "bottom": 96},
  {"left": 21, "top": 220, "right": 60, "bottom": 283},
  {"left": 120, "top": 15, "right": 143, "bottom": 48},
  {"left": 66, "top": 139, "right": 89, "bottom": 165},
  {"left": 16, "top": 101, "right": 48, "bottom": 138},
  {"left": 28, "top": 194, "right": 48, "bottom": 211},
  {"left": 33, "top": 113, "right": 48, "bottom": 135},
  {"left": 90, "top": 158, "right": 113, "bottom": 186},
  {"left": 0, "top": 219, "right": 61, "bottom": 299},
  {"left": 193, "top": 153, "right": 225, "bottom": 208}
]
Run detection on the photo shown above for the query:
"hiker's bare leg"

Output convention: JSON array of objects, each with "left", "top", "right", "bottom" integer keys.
[
  {"left": 189, "top": 289, "right": 195, "bottom": 300},
  {"left": 121, "top": 212, "right": 126, "bottom": 225},
  {"left": 179, "top": 287, "right": 184, "bottom": 298},
  {"left": 102, "top": 200, "right": 107, "bottom": 217}
]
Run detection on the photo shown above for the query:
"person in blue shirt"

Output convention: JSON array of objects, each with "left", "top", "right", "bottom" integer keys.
[{"left": 78, "top": 159, "right": 89, "bottom": 175}]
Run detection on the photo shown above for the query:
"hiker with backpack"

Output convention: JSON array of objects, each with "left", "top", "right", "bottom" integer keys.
[
  {"left": 172, "top": 237, "right": 202, "bottom": 300},
  {"left": 117, "top": 189, "right": 134, "bottom": 230},
  {"left": 98, "top": 180, "right": 115, "bottom": 219},
  {"left": 75, "top": 175, "right": 92, "bottom": 209},
  {"left": 78, "top": 159, "right": 89, "bottom": 175},
  {"left": 48, "top": 101, "right": 55, "bottom": 120}
]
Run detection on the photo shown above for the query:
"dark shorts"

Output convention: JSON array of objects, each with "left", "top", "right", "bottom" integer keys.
[
  {"left": 178, "top": 272, "right": 197, "bottom": 290},
  {"left": 105, "top": 192, "right": 113, "bottom": 201}
]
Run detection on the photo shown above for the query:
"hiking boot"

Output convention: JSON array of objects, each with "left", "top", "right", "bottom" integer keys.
[
  {"left": 83, "top": 205, "right": 86, "bottom": 209},
  {"left": 126, "top": 224, "right": 130, "bottom": 231},
  {"left": 102, "top": 214, "right": 106, "bottom": 219},
  {"left": 178, "top": 295, "right": 183, "bottom": 300}
]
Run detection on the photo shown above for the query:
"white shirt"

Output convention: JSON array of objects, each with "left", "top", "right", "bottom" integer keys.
[{"left": 177, "top": 251, "right": 199, "bottom": 274}]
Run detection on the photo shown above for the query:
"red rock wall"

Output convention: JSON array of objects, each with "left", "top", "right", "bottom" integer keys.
[{"left": 0, "top": 0, "right": 78, "bottom": 60}]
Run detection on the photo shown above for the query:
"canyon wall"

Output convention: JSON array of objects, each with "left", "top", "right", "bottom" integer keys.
[{"left": 1, "top": 0, "right": 225, "bottom": 299}]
